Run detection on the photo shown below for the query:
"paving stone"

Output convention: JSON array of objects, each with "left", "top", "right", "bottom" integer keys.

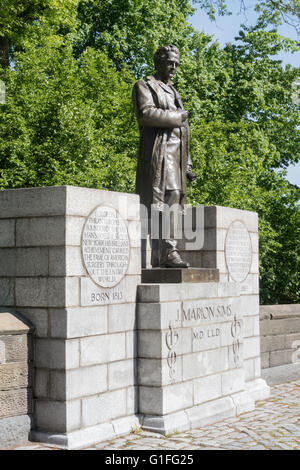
[{"left": 3, "top": 379, "right": 300, "bottom": 450}]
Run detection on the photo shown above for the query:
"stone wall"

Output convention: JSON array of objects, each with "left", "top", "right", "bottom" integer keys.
[
  {"left": 260, "top": 304, "right": 300, "bottom": 369},
  {"left": 0, "top": 312, "right": 33, "bottom": 448},
  {"left": 0, "top": 186, "right": 141, "bottom": 449}
]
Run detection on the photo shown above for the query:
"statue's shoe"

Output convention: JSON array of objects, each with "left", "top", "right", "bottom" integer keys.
[{"left": 162, "top": 251, "right": 190, "bottom": 268}]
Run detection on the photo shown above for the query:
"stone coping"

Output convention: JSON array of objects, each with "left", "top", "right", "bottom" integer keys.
[
  {"left": 260, "top": 304, "right": 300, "bottom": 320},
  {"left": 262, "top": 363, "right": 300, "bottom": 385},
  {"left": 0, "top": 185, "right": 139, "bottom": 219},
  {"left": 0, "top": 312, "right": 34, "bottom": 335}
]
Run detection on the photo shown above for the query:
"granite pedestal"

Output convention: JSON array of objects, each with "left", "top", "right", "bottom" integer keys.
[
  {"left": 137, "top": 279, "right": 269, "bottom": 434},
  {"left": 137, "top": 205, "right": 270, "bottom": 434}
]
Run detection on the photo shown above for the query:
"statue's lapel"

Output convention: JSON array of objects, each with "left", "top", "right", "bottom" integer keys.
[
  {"left": 157, "top": 81, "right": 173, "bottom": 95},
  {"left": 146, "top": 76, "right": 184, "bottom": 110},
  {"left": 170, "top": 86, "right": 184, "bottom": 109},
  {"left": 146, "top": 76, "right": 168, "bottom": 109}
]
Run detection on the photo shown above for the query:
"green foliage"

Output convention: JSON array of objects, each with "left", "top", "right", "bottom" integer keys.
[
  {"left": 258, "top": 180, "right": 300, "bottom": 304},
  {"left": 0, "top": 1, "right": 299, "bottom": 304},
  {"left": 193, "top": 0, "right": 300, "bottom": 31},
  {"left": 254, "top": 0, "right": 300, "bottom": 31},
  {"left": 187, "top": 119, "right": 300, "bottom": 304},
  {"left": 176, "top": 26, "right": 300, "bottom": 304},
  {"left": 75, "top": 0, "right": 195, "bottom": 74},
  {"left": 0, "top": 0, "right": 79, "bottom": 36},
  {"left": 0, "top": 28, "right": 137, "bottom": 192}
]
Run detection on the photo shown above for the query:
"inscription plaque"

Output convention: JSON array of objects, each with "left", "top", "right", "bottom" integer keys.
[
  {"left": 225, "top": 220, "right": 252, "bottom": 282},
  {"left": 82, "top": 205, "right": 130, "bottom": 288},
  {"left": 180, "top": 299, "right": 235, "bottom": 326}
]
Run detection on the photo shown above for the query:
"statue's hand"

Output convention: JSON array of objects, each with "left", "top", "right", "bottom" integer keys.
[
  {"left": 186, "top": 165, "right": 196, "bottom": 183},
  {"left": 181, "top": 111, "right": 189, "bottom": 123}
]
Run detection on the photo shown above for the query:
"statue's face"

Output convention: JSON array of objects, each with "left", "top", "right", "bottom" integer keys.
[{"left": 158, "top": 51, "right": 180, "bottom": 81}]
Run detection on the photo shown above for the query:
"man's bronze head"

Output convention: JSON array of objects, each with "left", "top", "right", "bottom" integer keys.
[{"left": 154, "top": 45, "right": 180, "bottom": 82}]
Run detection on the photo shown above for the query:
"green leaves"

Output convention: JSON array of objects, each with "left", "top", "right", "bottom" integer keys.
[
  {"left": 75, "top": 0, "right": 195, "bottom": 74},
  {"left": 193, "top": 0, "right": 300, "bottom": 32},
  {"left": 0, "top": 0, "right": 79, "bottom": 37},
  {"left": 0, "top": 31, "right": 137, "bottom": 191}
]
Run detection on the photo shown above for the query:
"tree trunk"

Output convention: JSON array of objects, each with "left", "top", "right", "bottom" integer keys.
[{"left": 0, "top": 36, "right": 9, "bottom": 68}]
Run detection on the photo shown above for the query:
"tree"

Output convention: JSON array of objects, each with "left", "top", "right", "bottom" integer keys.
[
  {"left": 193, "top": 0, "right": 300, "bottom": 32},
  {"left": 186, "top": 118, "right": 300, "bottom": 304},
  {"left": 74, "top": 0, "right": 196, "bottom": 74},
  {"left": 0, "top": 26, "right": 137, "bottom": 191},
  {"left": 177, "top": 26, "right": 300, "bottom": 303},
  {"left": 0, "top": 0, "right": 79, "bottom": 68}
]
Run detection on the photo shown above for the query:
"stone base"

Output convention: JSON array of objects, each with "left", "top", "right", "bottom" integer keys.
[
  {"left": 0, "top": 415, "right": 32, "bottom": 448},
  {"left": 141, "top": 268, "right": 219, "bottom": 284},
  {"left": 245, "top": 378, "right": 271, "bottom": 402},
  {"left": 137, "top": 280, "right": 267, "bottom": 439},
  {"left": 262, "top": 363, "right": 300, "bottom": 386},
  {"left": 141, "top": 391, "right": 255, "bottom": 435},
  {"left": 30, "top": 415, "right": 141, "bottom": 450}
]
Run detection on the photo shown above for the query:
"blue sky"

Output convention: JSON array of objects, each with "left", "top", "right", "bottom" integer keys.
[{"left": 189, "top": 2, "right": 300, "bottom": 187}]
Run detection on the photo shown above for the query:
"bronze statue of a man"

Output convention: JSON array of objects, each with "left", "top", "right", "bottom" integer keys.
[{"left": 132, "top": 45, "right": 195, "bottom": 268}]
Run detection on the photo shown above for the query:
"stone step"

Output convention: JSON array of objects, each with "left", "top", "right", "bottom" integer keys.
[{"left": 141, "top": 267, "right": 219, "bottom": 284}]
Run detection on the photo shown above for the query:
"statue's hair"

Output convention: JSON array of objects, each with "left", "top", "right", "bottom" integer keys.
[{"left": 154, "top": 45, "right": 180, "bottom": 69}]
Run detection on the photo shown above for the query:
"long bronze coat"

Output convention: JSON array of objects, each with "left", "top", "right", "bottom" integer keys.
[{"left": 132, "top": 75, "right": 191, "bottom": 211}]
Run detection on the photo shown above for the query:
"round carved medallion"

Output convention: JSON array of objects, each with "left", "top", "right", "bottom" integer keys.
[
  {"left": 82, "top": 205, "right": 130, "bottom": 288},
  {"left": 225, "top": 220, "right": 252, "bottom": 282}
]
